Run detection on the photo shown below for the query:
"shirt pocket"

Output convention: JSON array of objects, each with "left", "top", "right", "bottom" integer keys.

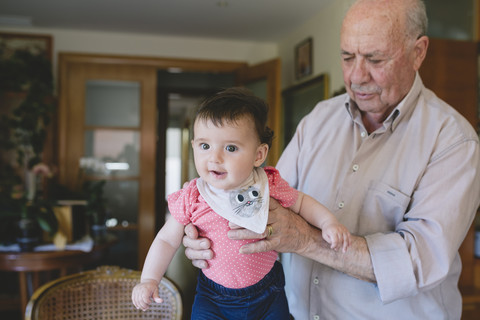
[{"left": 359, "top": 180, "right": 411, "bottom": 234}]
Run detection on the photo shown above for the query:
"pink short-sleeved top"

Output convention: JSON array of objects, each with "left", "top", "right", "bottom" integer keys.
[{"left": 167, "top": 166, "right": 298, "bottom": 289}]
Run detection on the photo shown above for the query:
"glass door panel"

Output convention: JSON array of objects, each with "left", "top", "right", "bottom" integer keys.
[
  {"left": 85, "top": 80, "right": 140, "bottom": 127},
  {"left": 104, "top": 180, "right": 139, "bottom": 225},
  {"left": 83, "top": 129, "right": 140, "bottom": 177},
  {"left": 83, "top": 77, "right": 142, "bottom": 231},
  {"left": 77, "top": 73, "right": 153, "bottom": 270}
]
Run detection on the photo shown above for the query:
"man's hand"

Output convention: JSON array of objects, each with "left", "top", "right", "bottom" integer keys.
[
  {"left": 183, "top": 223, "right": 214, "bottom": 269},
  {"left": 228, "top": 198, "right": 375, "bottom": 282},
  {"left": 228, "top": 198, "right": 314, "bottom": 255}
]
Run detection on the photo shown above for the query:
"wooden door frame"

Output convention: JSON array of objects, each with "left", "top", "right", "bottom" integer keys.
[
  {"left": 57, "top": 53, "right": 252, "bottom": 268},
  {"left": 236, "top": 58, "right": 282, "bottom": 164}
]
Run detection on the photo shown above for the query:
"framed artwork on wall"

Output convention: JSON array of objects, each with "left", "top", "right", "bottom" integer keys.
[
  {"left": 0, "top": 31, "right": 53, "bottom": 113},
  {"left": 0, "top": 32, "right": 55, "bottom": 197},
  {"left": 0, "top": 32, "right": 52, "bottom": 61},
  {"left": 295, "top": 37, "right": 313, "bottom": 80},
  {"left": 282, "top": 73, "right": 329, "bottom": 148}
]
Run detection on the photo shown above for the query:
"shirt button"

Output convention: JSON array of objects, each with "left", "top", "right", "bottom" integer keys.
[
  {"left": 314, "top": 316, "right": 320, "bottom": 320},
  {"left": 313, "top": 277, "right": 319, "bottom": 285},
  {"left": 338, "top": 201, "right": 344, "bottom": 208},
  {"left": 361, "top": 131, "right": 367, "bottom": 138},
  {"left": 352, "top": 164, "right": 359, "bottom": 172}
]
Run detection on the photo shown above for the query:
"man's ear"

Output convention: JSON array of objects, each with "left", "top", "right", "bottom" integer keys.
[
  {"left": 413, "top": 35, "right": 429, "bottom": 71},
  {"left": 254, "top": 143, "right": 269, "bottom": 167}
]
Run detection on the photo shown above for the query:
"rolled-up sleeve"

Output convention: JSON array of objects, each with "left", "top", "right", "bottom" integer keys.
[
  {"left": 365, "top": 232, "right": 417, "bottom": 303},
  {"left": 367, "top": 137, "right": 480, "bottom": 303}
]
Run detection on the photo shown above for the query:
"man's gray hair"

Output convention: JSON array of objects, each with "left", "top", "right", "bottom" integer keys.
[{"left": 405, "top": 0, "right": 428, "bottom": 39}]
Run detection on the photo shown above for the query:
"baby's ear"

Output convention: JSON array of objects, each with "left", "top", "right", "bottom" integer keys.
[{"left": 254, "top": 143, "right": 269, "bottom": 167}]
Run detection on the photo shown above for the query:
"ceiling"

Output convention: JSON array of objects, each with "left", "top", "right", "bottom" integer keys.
[{"left": 0, "top": 0, "right": 334, "bottom": 42}]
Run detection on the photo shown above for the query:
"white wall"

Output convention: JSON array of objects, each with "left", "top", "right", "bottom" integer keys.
[
  {"left": 1, "top": 0, "right": 353, "bottom": 96},
  {"left": 0, "top": 25, "right": 278, "bottom": 86},
  {"left": 277, "top": 0, "right": 353, "bottom": 95}
]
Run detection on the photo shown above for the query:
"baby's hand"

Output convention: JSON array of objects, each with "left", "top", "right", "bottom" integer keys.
[
  {"left": 131, "top": 279, "right": 163, "bottom": 311},
  {"left": 322, "top": 223, "right": 351, "bottom": 253}
]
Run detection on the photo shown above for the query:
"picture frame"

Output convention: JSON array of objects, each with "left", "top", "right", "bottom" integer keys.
[
  {"left": 295, "top": 37, "right": 313, "bottom": 80},
  {"left": 282, "top": 73, "right": 329, "bottom": 148},
  {"left": 0, "top": 32, "right": 55, "bottom": 190},
  {"left": 0, "top": 32, "right": 52, "bottom": 61}
]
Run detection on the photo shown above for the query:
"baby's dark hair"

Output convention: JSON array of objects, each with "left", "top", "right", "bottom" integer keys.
[{"left": 194, "top": 87, "right": 274, "bottom": 148}]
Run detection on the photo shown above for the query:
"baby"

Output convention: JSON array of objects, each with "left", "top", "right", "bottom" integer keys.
[{"left": 132, "top": 87, "right": 350, "bottom": 319}]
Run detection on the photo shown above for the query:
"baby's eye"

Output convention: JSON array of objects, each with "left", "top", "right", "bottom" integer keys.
[
  {"left": 225, "top": 145, "right": 237, "bottom": 152},
  {"left": 200, "top": 143, "right": 210, "bottom": 150}
]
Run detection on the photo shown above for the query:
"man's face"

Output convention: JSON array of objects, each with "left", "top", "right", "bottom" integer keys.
[{"left": 340, "top": 11, "right": 417, "bottom": 120}]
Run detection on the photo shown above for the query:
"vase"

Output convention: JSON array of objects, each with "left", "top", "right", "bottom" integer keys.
[
  {"left": 91, "top": 224, "right": 107, "bottom": 243},
  {"left": 16, "top": 218, "right": 41, "bottom": 252}
]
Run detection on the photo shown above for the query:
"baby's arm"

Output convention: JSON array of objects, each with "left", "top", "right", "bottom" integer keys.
[
  {"left": 132, "top": 217, "right": 185, "bottom": 311},
  {"left": 290, "top": 192, "right": 351, "bottom": 252}
]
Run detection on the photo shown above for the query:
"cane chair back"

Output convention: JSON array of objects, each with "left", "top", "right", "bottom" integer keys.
[{"left": 25, "top": 265, "right": 182, "bottom": 320}]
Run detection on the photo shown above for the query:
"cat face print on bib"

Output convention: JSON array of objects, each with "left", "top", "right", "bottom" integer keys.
[{"left": 229, "top": 186, "right": 263, "bottom": 217}]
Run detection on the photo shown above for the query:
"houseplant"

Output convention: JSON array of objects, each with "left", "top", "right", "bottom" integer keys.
[{"left": 0, "top": 44, "right": 58, "bottom": 249}]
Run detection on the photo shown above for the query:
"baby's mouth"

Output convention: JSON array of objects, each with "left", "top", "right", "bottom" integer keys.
[{"left": 209, "top": 170, "right": 226, "bottom": 177}]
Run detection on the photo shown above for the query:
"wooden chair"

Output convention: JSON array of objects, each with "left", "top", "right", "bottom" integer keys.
[{"left": 24, "top": 265, "right": 182, "bottom": 320}]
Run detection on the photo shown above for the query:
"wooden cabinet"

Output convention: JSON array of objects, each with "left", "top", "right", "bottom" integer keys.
[
  {"left": 419, "top": 38, "right": 478, "bottom": 130},
  {"left": 58, "top": 56, "right": 158, "bottom": 269},
  {"left": 420, "top": 38, "right": 480, "bottom": 310}
]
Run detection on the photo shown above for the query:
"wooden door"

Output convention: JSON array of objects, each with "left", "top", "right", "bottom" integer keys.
[
  {"left": 58, "top": 56, "right": 157, "bottom": 268},
  {"left": 236, "top": 58, "right": 282, "bottom": 165},
  {"left": 58, "top": 54, "right": 282, "bottom": 270}
]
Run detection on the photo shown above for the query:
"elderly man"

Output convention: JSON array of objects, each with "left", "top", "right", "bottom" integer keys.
[{"left": 184, "top": 0, "right": 480, "bottom": 318}]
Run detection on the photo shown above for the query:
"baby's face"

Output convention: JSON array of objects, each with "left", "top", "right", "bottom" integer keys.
[{"left": 191, "top": 116, "right": 267, "bottom": 191}]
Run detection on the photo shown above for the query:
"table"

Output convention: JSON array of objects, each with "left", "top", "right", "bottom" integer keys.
[{"left": 0, "top": 234, "right": 116, "bottom": 318}]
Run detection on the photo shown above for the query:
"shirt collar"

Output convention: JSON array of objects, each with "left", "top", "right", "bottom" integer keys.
[{"left": 344, "top": 72, "right": 424, "bottom": 133}]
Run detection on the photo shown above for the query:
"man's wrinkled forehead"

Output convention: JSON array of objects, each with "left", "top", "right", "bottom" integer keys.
[{"left": 341, "top": 7, "right": 405, "bottom": 52}]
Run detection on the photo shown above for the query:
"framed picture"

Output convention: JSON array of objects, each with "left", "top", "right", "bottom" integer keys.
[
  {"left": 295, "top": 37, "right": 313, "bottom": 80},
  {"left": 0, "top": 32, "right": 54, "bottom": 184},
  {"left": 282, "top": 73, "right": 329, "bottom": 148},
  {"left": 0, "top": 32, "right": 52, "bottom": 61}
]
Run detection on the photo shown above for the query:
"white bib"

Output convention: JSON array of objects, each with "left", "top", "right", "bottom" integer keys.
[{"left": 196, "top": 167, "right": 269, "bottom": 234}]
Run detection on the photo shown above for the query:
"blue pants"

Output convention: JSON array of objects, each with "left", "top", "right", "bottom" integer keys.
[{"left": 191, "top": 261, "right": 290, "bottom": 320}]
